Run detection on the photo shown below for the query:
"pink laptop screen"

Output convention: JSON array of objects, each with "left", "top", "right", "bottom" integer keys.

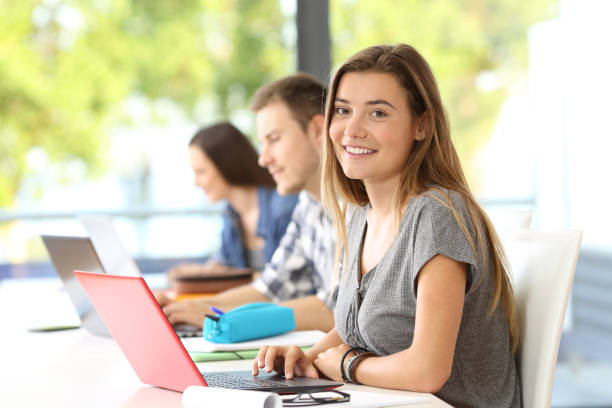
[{"left": 74, "top": 271, "right": 206, "bottom": 392}]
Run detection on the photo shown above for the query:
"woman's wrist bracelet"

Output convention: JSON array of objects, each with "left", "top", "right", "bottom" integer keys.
[
  {"left": 339, "top": 347, "right": 368, "bottom": 382},
  {"left": 348, "top": 351, "right": 375, "bottom": 385},
  {"left": 339, "top": 349, "right": 353, "bottom": 381},
  {"left": 345, "top": 354, "right": 360, "bottom": 383}
]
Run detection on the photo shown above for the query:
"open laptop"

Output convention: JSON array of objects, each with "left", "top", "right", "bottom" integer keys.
[
  {"left": 77, "top": 215, "right": 140, "bottom": 277},
  {"left": 79, "top": 214, "right": 255, "bottom": 295},
  {"left": 74, "top": 270, "right": 343, "bottom": 393},
  {"left": 41, "top": 235, "right": 199, "bottom": 338},
  {"left": 80, "top": 215, "right": 207, "bottom": 337},
  {"left": 41, "top": 235, "right": 111, "bottom": 336}
]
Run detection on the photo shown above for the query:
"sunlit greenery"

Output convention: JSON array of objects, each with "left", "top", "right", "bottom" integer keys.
[
  {"left": 0, "top": 0, "right": 557, "bottom": 207},
  {"left": 330, "top": 0, "right": 557, "bottom": 189},
  {"left": 0, "top": 0, "right": 291, "bottom": 207}
]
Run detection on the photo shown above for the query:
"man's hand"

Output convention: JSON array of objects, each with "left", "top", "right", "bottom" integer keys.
[
  {"left": 159, "top": 285, "right": 269, "bottom": 328},
  {"left": 152, "top": 290, "right": 175, "bottom": 308},
  {"left": 162, "top": 298, "right": 213, "bottom": 328}
]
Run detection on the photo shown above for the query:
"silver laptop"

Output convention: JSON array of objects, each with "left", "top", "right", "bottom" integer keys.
[
  {"left": 77, "top": 215, "right": 141, "bottom": 277},
  {"left": 41, "top": 234, "right": 200, "bottom": 338},
  {"left": 41, "top": 235, "right": 111, "bottom": 336}
]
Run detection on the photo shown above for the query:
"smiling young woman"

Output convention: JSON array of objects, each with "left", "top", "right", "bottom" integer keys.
[
  {"left": 254, "top": 44, "right": 521, "bottom": 408},
  {"left": 329, "top": 71, "right": 426, "bottom": 187}
]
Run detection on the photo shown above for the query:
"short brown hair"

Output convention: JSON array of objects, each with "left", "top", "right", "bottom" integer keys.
[
  {"left": 249, "top": 73, "right": 326, "bottom": 131},
  {"left": 189, "top": 122, "right": 275, "bottom": 188}
]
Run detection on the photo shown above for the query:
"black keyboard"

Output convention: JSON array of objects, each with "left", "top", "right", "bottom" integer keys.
[{"left": 202, "top": 372, "right": 289, "bottom": 389}]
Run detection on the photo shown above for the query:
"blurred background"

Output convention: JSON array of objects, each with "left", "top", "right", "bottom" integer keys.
[{"left": 1, "top": 0, "right": 611, "bottom": 406}]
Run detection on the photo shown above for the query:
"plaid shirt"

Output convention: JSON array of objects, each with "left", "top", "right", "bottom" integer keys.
[{"left": 252, "top": 191, "right": 337, "bottom": 307}]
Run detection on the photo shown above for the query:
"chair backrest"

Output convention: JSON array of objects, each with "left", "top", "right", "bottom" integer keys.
[
  {"left": 504, "top": 229, "right": 582, "bottom": 408},
  {"left": 486, "top": 208, "right": 533, "bottom": 242}
]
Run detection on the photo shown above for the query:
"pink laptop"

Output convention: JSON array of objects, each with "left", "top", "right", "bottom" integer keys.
[{"left": 74, "top": 271, "right": 342, "bottom": 393}]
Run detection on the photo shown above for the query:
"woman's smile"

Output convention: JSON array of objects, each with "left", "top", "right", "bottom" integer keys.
[{"left": 344, "top": 144, "right": 378, "bottom": 155}]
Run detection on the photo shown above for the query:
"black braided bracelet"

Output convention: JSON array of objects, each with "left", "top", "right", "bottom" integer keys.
[{"left": 339, "top": 346, "right": 368, "bottom": 382}]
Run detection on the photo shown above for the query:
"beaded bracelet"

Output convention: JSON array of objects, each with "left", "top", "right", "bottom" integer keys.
[
  {"left": 348, "top": 351, "right": 374, "bottom": 385},
  {"left": 339, "top": 347, "right": 368, "bottom": 382}
]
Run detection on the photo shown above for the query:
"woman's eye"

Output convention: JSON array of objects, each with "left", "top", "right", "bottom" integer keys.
[
  {"left": 371, "top": 110, "right": 387, "bottom": 118},
  {"left": 335, "top": 107, "right": 349, "bottom": 115}
]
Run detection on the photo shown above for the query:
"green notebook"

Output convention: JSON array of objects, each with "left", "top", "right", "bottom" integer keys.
[
  {"left": 234, "top": 349, "right": 260, "bottom": 359},
  {"left": 189, "top": 347, "right": 310, "bottom": 362},
  {"left": 189, "top": 351, "right": 242, "bottom": 362},
  {"left": 27, "top": 324, "right": 80, "bottom": 332}
]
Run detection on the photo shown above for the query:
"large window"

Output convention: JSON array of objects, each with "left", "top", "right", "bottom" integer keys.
[
  {"left": 330, "top": 0, "right": 555, "bottom": 201},
  {"left": 0, "top": 0, "right": 297, "bottom": 273}
]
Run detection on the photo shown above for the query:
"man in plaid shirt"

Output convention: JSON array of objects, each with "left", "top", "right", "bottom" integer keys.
[{"left": 159, "top": 73, "right": 336, "bottom": 331}]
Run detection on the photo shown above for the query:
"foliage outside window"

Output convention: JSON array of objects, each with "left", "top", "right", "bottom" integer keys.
[
  {"left": 0, "top": 0, "right": 293, "bottom": 208},
  {"left": 330, "top": 0, "right": 557, "bottom": 191}
]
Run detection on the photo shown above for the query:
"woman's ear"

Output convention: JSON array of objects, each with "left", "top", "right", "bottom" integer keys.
[{"left": 415, "top": 111, "right": 428, "bottom": 141}]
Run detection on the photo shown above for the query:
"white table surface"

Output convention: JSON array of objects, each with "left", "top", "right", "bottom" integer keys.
[{"left": 0, "top": 277, "right": 452, "bottom": 407}]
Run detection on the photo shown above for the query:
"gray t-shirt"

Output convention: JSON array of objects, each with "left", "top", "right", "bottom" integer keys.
[{"left": 334, "top": 188, "right": 521, "bottom": 408}]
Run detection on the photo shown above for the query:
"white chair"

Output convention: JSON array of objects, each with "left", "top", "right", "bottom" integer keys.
[
  {"left": 504, "top": 229, "right": 582, "bottom": 408},
  {"left": 486, "top": 208, "right": 533, "bottom": 243}
]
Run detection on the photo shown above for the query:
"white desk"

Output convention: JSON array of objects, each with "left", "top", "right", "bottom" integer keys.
[{"left": 0, "top": 278, "right": 451, "bottom": 407}]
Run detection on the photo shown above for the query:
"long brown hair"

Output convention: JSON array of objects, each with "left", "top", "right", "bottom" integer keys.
[
  {"left": 190, "top": 122, "right": 275, "bottom": 188},
  {"left": 321, "top": 44, "right": 519, "bottom": 351}
]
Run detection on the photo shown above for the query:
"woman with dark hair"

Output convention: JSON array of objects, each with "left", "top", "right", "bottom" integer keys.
[{"left": 169, "top": 122, "right": 298, "bottom": 281}]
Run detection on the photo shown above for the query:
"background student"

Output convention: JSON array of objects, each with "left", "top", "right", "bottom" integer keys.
[
  {"left": 167, "top": 122, "right": 298, "bottom": 281},
  {"left": 157, "top": 74, "right": 337, "bottom": 332},
  {"left": 253, "top": 44, "right": 521, "bottom": 408}
]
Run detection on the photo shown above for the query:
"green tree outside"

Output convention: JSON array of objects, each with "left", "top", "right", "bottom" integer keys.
[
  {"left": 330, "top": 0, "right": 557, "bottom": 191},
  {"left": 0, "top": 0, "right": 291, "bottom": 208},
  {"left": 1, "top": 0, "right": 557, "bottom": 208}
]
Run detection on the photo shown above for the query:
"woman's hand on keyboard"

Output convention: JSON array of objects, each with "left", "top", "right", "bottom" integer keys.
[{"left": 252, "top": 344, "right": 319, "bottom": 380}]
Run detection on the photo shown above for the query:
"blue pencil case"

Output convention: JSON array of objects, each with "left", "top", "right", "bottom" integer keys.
[{"left": 203, "top": 302, "right": 295, "bottom": 343}]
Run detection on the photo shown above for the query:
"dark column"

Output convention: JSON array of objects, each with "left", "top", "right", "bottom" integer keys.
[{"left": 296, "top": 0, "right": 331, "bottom": 85}]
